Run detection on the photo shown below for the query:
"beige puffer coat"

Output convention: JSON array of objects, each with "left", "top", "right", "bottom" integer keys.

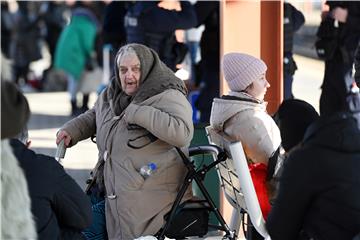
[
  {"left": 61, "top": 44, "right": 194, "bottom": 239},
  {"left": 62, "top": 88, "right": 193, "bottom": 239},
  {"left": 210, "top": 91, "right": 281, "bottom": 164}
]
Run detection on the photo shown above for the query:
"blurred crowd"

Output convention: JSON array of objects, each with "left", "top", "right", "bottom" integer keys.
[
  {"left": 1, "top": 1, "right": 360, "bottom": 240},
  {"left": 1, "top": 1, "right": 217, "bottom": 122}
]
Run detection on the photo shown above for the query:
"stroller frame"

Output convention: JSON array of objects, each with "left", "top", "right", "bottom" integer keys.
[
  {"left": 156, "top": 145, "right": 237, "bottom": 240},
  {"left": 157, "top": 126, "right": 271, "bottom": 240}
]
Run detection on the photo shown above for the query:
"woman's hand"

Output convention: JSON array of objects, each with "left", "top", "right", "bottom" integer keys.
[{"left": 56, "top": 130, "right": 72, "bottom": 147}]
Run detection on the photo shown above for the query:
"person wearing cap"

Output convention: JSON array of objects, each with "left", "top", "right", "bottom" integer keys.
[
  {"left": 210, "top": 53, "right": 281, "bottom": 229},
  {"left": 1, "top": 81, "right": 37, "bottom": 239},
  {"left": 267, "top": 83, "right": 360, "bottom": 239},
  {"left": 268, "top": 99, "right": 319, "bottom": 202}
]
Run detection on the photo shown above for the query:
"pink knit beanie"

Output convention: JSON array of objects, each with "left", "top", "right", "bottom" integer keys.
[{"left": 222, "top": 53, "right": 267, "bottom": 92}]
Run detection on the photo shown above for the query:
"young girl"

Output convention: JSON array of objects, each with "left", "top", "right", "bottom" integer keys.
[{"left": 210, "top": 52, "right": 281, "bottom": 219}]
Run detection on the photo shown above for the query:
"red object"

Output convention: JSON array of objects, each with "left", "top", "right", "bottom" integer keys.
[
  {"left": 28, "top": 78, "right": 42, "bottom": 90},
  {"left": 249, "top": 163, "right": 271, "bottom": 219}
]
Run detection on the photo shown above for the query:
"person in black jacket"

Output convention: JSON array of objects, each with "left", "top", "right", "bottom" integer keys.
[
  {"left": 124, "top": 1, "right": 196, "bottom": 71},
  {"left": 266, "top": 80, "right": 360, "bottom": 239},
  {"left": 319, "top": 1, "right": 360, "bottom": 116},
  {"left": 355, "top": 40, "right": 360, "bottom": 85},
  {"left": 283, "top": 2, "right": 305, "bottom": 99},
  {"left": 354, "top": 232, "right": 360, "bottom": 240},
  {"left": 10, "top": 128, "right": 92, "bottom": 240},
  {"left": 193, "top": 1, "right": 219, "bottom": 123}
]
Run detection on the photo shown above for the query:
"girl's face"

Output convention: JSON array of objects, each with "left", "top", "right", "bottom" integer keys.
[
  {"left": 245, "top": 73, "right": 270, "bottom": 101},
  {"left": 118, "top": 54, "right": 141, "bottom": 96}
]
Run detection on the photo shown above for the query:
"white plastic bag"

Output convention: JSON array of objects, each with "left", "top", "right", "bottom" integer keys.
[{"left": 78, "top": 67, "right": 102, "bottom": 94}]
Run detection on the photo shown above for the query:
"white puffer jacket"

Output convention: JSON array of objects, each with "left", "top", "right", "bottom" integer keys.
[
  {"left": 210, "top": 91, "right": 281, "bottom": 164},
  {"left": 1, "top": 139, "right": 37, "bottom": 239}
]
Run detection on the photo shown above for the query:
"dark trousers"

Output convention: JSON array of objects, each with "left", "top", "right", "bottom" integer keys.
[
  {"left": 320, "top": 48, "right": 353, "bottom": 116},
  {"left": 284, "top": 72, "right": 294, "bottom": 100},
  {"left": 195, "top": 60, "right": 219, "bottom": 124},
  {"left": 14, "top": 64, "right": 30, "bottom": 85}
]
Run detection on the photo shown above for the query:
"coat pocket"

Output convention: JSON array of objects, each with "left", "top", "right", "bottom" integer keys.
[
  {"left": 116, "top": 157, "right": 145, "bottom": 191},
  {"left": 126, "top": 124, "right": 158, "bottom": 149}
]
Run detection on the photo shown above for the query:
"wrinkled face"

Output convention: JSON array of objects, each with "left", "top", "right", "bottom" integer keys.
[
  {"left": 245, "top": 73, "right": 270, "bottom": 101},
  {"left": 118, "top": 54, "right": 141, "bottom": 96}
]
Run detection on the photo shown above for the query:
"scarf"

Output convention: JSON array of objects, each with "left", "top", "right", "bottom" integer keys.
[{"left": 107, "top": 43, "right": 187, "bottom": 115}]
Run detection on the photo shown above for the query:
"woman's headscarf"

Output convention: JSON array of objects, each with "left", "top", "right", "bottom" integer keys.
[{"left": 107, "top": 43, "right": 187, "bottom": 115}]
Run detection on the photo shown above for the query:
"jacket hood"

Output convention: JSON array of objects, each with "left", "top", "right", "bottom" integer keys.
[
  {"left": 210, "top": 91, "right": 266, "bottom": 131},
  {"left": 303, "top": 112, "right": 360, "bottom": 153},
  {"left": 72, "top": 7, "right": 100, "bottom": 32}
]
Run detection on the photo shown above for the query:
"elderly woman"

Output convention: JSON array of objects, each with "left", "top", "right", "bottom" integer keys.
[{"left": 56, "top": 43, "right": 194, "bottom": 239}]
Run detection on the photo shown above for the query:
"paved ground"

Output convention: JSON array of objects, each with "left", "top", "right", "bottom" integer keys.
[
  {"left": 24, "top": 54, "right": 324, "bottom": 238},
  {"left": 292, "top": 54, "right": 324, "bottom": 112},
  {"left": 26, "top": 92, "right": 98, "bottom": 190}
]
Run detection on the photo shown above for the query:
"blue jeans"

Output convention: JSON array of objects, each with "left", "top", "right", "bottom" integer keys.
[
  {"left": 66, "top": 73, "right": 78, "bottom": 101},
  {"left": 82, "top": 199, "right": 107, "bottom": 240}
]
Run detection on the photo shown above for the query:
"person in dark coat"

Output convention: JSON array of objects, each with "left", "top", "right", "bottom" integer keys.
[
  {"left": 193, "top": 1, "right": 219, "bottom": 123},
  {"left": 355, "top": 40, "right": 360, "bottom": 85},
  {"left": 10, "top": 129, "right": 92, "bottom": 240},
  {"left": 101, "top": 1, "right": 129, "bottom": 85},
  {"left": 283, "top": 2, "right": 305, "bottom": 99},
  {"left": 10, "top": 1, "right": 44, "bottom": 85},
  {"left": 1, "top": 81, "right": 37, "bottom": 239},
  {"left": 103, "top": 1, "right": 128, "bottom": 52},
  {"left": 267, "top": 81, "right": 360, "bottom": 239},
  {"left": 354, "top": 232, "right": 360, "bottom": 240},
  {"left": 124, "top": 1, "right": 196, "bottom": 71},
  {"left": 319, "top": 1, "right": 360, "bottom": 116},
  {"left": 1, "top": 2, "right": 13, "bottom": 59},
  {"left": 268, "top": 99, "right": 319, "bottom": 201}
]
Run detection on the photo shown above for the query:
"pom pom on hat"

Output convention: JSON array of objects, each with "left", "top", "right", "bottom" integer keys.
[{"left": 222, "top": 53, "right": 267, "bottom": 92}]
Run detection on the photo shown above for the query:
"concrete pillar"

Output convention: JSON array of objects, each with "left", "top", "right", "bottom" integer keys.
[
  {"left": 260, "top": 1, "right": 283, "bottom": 114},
  {"left": 220, "top": 0, "right": 283, "bottom": 222}
]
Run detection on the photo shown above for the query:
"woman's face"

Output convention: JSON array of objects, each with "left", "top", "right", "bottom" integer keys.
[
  {"left": 245, "top": 73, "right": 270, "bottom": 101},
  {"left": 118, "top": 54, "right": 141, "bottom": 96}
]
